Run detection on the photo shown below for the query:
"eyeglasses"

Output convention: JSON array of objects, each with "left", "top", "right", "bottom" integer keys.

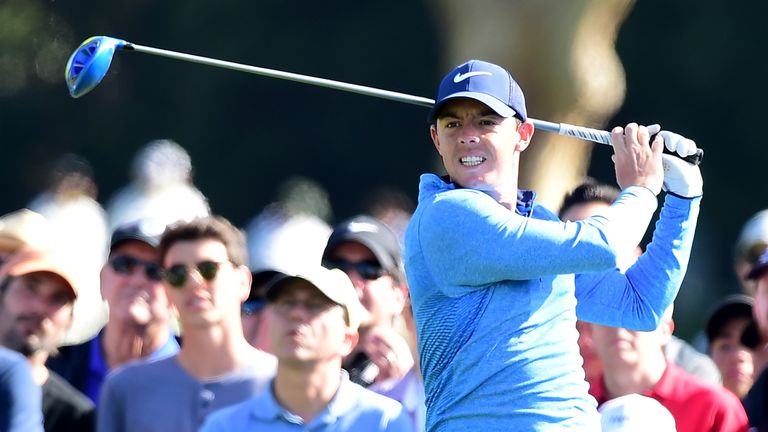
[
  {"left": 109, "top": 255, "right": 163, "bottom": 281},
  {"left": 163, "top": 261, "right": 231, "bottom": 288},
  {"left": 241, "top": 298, "right": 267, "bottom": 316},
  {"left": 322, "top": 259, "right": 387, "bottom": 281}
]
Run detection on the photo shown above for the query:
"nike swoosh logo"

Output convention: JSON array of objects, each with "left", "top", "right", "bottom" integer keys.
[{"left": 453, "top": 71, "right": 492, "bottom": 83}]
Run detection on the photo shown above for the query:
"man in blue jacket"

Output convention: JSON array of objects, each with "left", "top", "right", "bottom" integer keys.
[
  {"left": 0, "top": 346, "right": 42, "bottom": 432},
  {"left": 404, "top": 59, "right": 703, "bottom": 431}
]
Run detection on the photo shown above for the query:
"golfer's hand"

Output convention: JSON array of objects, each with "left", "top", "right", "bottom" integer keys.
[
  {"left": 660, "top": 130, "right": 698, "bottom": 157},
  {"left": 362, "top": 326, "right": 414, "bottom": 383},
  {"left": 659, "top": 131, "right": 703, "bottom": 197},
  {"left": 611, "top": 123, "right": 664, "bottom": 195}
]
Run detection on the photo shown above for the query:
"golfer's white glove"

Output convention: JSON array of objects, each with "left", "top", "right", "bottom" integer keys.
[
  {"left": 659, "top": 131, "right": 702, "bottom": 198},
  {"left": 660, "top": 130, "right": 698, "bottom": 157}
]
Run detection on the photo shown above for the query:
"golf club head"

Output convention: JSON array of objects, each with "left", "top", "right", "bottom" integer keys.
[{"left": 65, "top": 36, "right": 128, "bottom": 98}]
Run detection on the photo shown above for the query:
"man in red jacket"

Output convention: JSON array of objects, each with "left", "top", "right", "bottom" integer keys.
[{"left": 589, "top": 307, "right": 749, "bottom": 432}]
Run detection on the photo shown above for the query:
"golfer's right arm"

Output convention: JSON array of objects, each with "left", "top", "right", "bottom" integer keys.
[{"left": 414, "top": 184, "right": 658, "bottom": 295}]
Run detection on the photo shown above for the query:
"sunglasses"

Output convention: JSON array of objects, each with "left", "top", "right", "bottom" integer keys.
[
  {"left": 109, "top": 255, "right": 163, "bottom": 281},
  {"left": 163, "top": 261, "right": 231, "bottom": 288},
  {"left": 322, "top": 259, "right": 387, "bottom": 281},
  {"left": 744, "top": 242, "right": 768, "bottom": 265}
]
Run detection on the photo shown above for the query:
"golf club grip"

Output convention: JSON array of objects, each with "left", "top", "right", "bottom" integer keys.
[{"left": 534, "top": 120, "right": 703, "bottom": 165}]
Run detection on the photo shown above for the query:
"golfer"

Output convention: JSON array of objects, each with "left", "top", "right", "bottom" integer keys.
[{"left": 404, "top": 59, "right": 703, "bottom": 430}]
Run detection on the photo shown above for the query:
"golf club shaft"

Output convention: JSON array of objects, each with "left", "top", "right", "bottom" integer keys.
[
  {"left": 124, "top": 43, "right": 700, "bottom": 164},
  {"left": 126, "top": 43, "right": 436, "bottom": 108}
]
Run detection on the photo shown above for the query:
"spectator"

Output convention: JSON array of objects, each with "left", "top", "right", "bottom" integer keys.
[
  {"left": 560, "top": 179, "right": 720, "bottom": 386},
  {"left": 246, "top": 204, "right": 331, "bottom": 277},
  {"left": 200, "top": 266, "right": 413, "bottom": 431},
  {"left": 369, "top": 293, "right": 425, "bottom": 432},
  {"left": 97, "top": 216, "right": 275, "bottom": 432},
  {"left": 744, "top": 253, "right": 768, "bottom": 373},
  {"left": 244, "top": 204, "right": 331, "bottom": 351},
  {"left": 28, "top": 154, "right": 108, "bottom": 345},
  {"left": 0, "top": 209, "right": 51, "bottom": 260},
  {"left": 0, "top": 346, "right": 43, "bottom": 432},
  {"left": 322, "top": 215, "right": 412, "bottom": 387},
  {"left": 361, "top": 186, "right": 416, "bottom": 246},
  {"left": 590, "top": 308, "right": 749, "bottom": 432},
  {"left": 741, "top": 250, "right": 768, "bottom": 429},
  {"left": 734, "top": 209, "right": 768, "bottom": 295},
  {"left": 106, "top": 139, "right": 210, "bottom": 232},
  {"left": 0, "top": 248, "right": 94, "bottom": 431},
  {"left": 47, "top": 220, "right": 179, "bottom": 406},
  {"left": 705, "top": 295, "right": 755, "bottom": 399}
]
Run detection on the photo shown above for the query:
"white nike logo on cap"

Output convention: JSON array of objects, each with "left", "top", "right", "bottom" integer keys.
[{"left": 453, "top": 71, "right": 492, "bottom": 83}]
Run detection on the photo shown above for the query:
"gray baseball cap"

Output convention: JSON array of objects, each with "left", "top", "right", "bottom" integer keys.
[{"left": 322, "top": 215, "right": 403, "bottom": 279}]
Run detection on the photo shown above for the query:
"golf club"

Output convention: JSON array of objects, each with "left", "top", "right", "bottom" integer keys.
[{"left": 65, "top": 36, "right": 703, "bottom": 165}]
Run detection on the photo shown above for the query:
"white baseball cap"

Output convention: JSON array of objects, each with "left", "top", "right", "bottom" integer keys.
[
  {"left": 266, "top": 266, "right": 369, "bottom": 331},
  {"left": 599, "top": 394, "right": 677, "bottom": 432}
]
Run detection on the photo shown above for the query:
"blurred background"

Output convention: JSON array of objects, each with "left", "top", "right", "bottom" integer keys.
[{"left": 1, "top": 0, "right": 766, "bottom": 340}]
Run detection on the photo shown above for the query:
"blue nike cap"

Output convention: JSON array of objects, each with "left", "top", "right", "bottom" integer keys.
[{"left": 429, "top": 59, "right": 527, "bottom": 123}]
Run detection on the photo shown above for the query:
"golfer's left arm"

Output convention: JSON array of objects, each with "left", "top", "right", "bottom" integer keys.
[{"left": 576, "top": 131, "right": 703, "bottom": 330}]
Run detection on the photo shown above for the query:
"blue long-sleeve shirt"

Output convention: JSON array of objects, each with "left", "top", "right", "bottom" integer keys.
[
  {"left": 404, "top": 174, "right": 700, "bottom": 431},
  {"left": 0, "top": 347, "right": 43, "bottom": 432}
]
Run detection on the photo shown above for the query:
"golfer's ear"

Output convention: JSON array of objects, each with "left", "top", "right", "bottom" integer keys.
[
  {"left": 516, "top": 120, "right": 534, "bottom": 150},
  {"left": 431, "top": 124, "right": 442, "bottom": 153}
]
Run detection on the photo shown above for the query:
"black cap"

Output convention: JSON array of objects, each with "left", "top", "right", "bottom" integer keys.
[
  {"left": 248, "top": 270, "right": 281, "bottom": 302},
  {"left": 706, "top": 295, "right": 754, "bottom": 343},
  {"left": 109, "top": 219, "right": 166, "bottom": 252},
  {"left": 322, "top": 215, "right": 403, "bottom": 279},
  {"left": 741, "top": 319, "right": 762, "bottom": 349}
]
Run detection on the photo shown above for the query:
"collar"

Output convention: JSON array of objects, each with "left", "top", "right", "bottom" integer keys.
[
  {"left": 516, "top": 189, "right": 536, "bottom": 217},
  {"left": 251, "top": 370, "right": 358, "bottom": 425},
  {"left": 149, "top": 333, "right": 180, "bottom": 360},
  {"left": 440, "top": 175, "right": 537, "bottom": 217},
  {"left": 646, "top": 362, "right": 679, "bottom": 402},
  {"left": 592, "top": 362, "right": 678, "bottom": 405}
]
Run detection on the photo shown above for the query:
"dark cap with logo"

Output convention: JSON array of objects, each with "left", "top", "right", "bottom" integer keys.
[
  {"left": 741, "top": 319, "right": 762, "bottom": 349},
  {"left": 322, "top": 215, "right": 403, "bottom": 279},
  {"left": 429, "top": 59, "right": 527, "bottom": 123},
  {"left": 109, "top": 219, "right": 167, "bottom": 253},
  {"left": 705, "top": 295, "right": 754, "bottom": 343}
]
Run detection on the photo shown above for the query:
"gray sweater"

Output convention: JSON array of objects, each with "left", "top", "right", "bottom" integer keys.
[{"left": 97, "top": 351, "right": 276, "bottom": 432}]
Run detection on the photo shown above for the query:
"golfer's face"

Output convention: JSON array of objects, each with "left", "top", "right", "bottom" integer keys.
[{"left": 431, "top": 98, "right": 524, "bottom": 191}]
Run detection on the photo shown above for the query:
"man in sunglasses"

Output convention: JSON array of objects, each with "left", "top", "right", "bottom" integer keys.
[
  {"left": 200, "top": 265, "right": 413, "bottom": 431},
  {"left": 47, "top": 219, "right": 179, "bottom": 407},
  {"left": 322, "top": 215, "right": 413, "bottom": 388},
  {"left": 734, "top": 209, "right": 768, "bottom": 296},
  {"left": 97, "top": 216, "right": 275, "bottom": 432}
]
